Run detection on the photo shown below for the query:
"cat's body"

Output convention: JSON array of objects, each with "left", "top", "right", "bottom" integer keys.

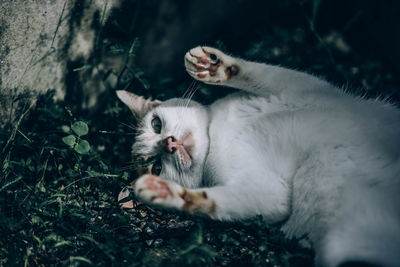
[{"left": 116, "top": 47, "right": 400, "bottom": 267}]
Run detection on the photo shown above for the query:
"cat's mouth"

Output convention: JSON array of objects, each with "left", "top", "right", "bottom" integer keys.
[
  {"left": 175, "top": 132, "right": 194, "bottom": 168},
  {"left": 177, "top": 145, "right": 191, "bottom": 161}
]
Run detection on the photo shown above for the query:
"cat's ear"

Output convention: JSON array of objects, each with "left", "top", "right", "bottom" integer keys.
[{"left": 116, "top": 90, "right": 162, "bottom": 118}]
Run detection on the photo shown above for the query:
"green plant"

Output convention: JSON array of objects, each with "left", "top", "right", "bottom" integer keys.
[{"left": 62, "top": 121, "right": 91, "bottom": 154}]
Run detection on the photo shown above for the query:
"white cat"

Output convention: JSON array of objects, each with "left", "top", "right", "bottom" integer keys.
[{"left": 116, "top": 46, "right": 400, "bottom": 267}]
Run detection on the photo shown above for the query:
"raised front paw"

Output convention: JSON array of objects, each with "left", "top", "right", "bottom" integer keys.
[
  {"left": 185, "top": 46, "right": 239, "bottom": 84},
  {"left": 134, "top": 174, "right": 185, "bottom": 209}
]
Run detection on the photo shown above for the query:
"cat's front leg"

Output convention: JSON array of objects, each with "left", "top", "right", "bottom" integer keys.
[
  {"left": 135, "top": 174, "right": 217, "bottom": 217},
  {"left": 185, "top": 46, "right": 334, "bottom": 98},
  {"left": 135, "top": 174, "right": 289, "bottom": 223},
  {"left": 185, "top": 46, "right": 240, "bottom": 84}
]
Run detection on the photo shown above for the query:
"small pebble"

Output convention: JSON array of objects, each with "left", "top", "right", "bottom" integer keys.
[{"left": 153, "top": 238, "right": 163, "bottom": 247}]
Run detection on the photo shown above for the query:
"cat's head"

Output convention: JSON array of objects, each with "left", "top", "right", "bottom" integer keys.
[{"left": 116, "top": 90, "right": 209, "bottom": 188}]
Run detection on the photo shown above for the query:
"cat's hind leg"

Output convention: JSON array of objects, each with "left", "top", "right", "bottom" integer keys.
[{"left": 316, "top": 189, "right": 400, "bottom": 267}]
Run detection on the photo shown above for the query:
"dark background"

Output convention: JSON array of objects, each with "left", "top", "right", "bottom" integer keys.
[{"left": 96, "top": 0, "right": 400, "bottom": 104}]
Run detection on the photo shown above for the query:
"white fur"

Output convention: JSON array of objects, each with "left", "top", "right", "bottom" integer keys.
[
  {"left": 118, "top": 46, "right": 400, "bottom": 267},
  {"left": 132, "top": 99, "right": 209, "bottom": 188},
  {"left": 135, "top": 174, "right": 185, "bottom": 209}
]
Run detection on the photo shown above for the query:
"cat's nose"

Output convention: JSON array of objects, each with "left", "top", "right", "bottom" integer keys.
[{"left": 165, "top": 136, "right": 178, "bottom": 153}]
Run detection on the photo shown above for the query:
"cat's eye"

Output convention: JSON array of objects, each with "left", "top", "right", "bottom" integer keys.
[
  {"left": 151, "top": 159, "right": 162, "bottom": 176},
  {"left": 151, "top": 116, "right": 162, "bottom": 134}
]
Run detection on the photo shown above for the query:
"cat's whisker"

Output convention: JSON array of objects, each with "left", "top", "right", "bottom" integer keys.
[
  {"left": 179, "top": 80, "right": 195, "bottom": 108},
  {"left": 179, "top": 80, "right": 198, "bottom": 113},
  {"left": 117, "top": 120, "right": 137, "bottom": 132},
  {"left": 181, "top": 81, "right": 192, "bottom": 98},
  {"left": 182, "top": 80, "right": 195, "bottom": 100},
  {"left": 119, "top": 164, "right": 140, "bottom": 171},
  {"left": 98, "top": 130, "right": 136, "bottom": 136},
  {"left": 184, "top": 83, "right": 198, "bottom": 109},
  {"left": 175, "top": 83, "right": 199, "bottom": 140},
  {"left": 175, "top": 80, "right": 199, "bottom": 137}
]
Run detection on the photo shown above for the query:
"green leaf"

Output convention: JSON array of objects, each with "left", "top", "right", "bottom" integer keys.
[
  {"left": 62, "top": 135, "right": 76, "bottom": 147},
  {"left": 2, "top": 159, "right": 8, "bottom": 171},
  {"left": 71, "top": 121, "right": 89, "bottom": 136},
  {"left": 61, "top": 125, "right": 71, "bottom": 133},
  {"left": 109, "top": 44, "right": 125, "bottom": 55},
  {"left": 74, "top": 139, "right": 90, "bottom": 154},
  {"left": 0, "top": 176, "right": 23, "bottom": 192},
  {"left": 31, "top": 215, "right": 43, "bottom": 225},
  {"left": 54, "top": 240, "right": 73, "bottom": 248},
  {"left": 37, "top": 199, "right": 58, "bottom": 208}
]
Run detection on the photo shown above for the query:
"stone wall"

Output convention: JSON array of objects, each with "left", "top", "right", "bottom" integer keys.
[{"left": 0, "top": 0, "right": 120, "bottom": 127}]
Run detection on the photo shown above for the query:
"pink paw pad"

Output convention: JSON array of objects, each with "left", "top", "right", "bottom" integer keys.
[
  {"left": 144, "top": 175, "right": 173, "bottom": 199},
  {"left": 194, "top": 64, "right": 206, "bottom": 71},
  {"left": 199, "top": 57, "right": 209, "bottom": 64},
  {"left": 197, "top": 72, "right": 208, "bottom": 78}
]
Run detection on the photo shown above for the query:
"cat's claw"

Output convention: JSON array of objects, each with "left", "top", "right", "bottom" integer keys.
[
  {"left": 134, "top": 174, "right": 185, "bottom": 209},
  {"left": 185, "top": 46, "right": 239, "bottom": 84}
]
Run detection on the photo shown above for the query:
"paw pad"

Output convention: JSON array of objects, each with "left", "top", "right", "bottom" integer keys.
[
  {"left": 134, "top": 175, "right": 185, "bottom": 209},
  {"left": 141, "top": 175, "right": 173, "bottom": 199},
  {"left": 185, "top": 46, "right": 238, "bottom": 83}
]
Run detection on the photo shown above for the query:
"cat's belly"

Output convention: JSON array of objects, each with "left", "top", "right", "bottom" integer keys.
[
  {"left": 205, "top": 92, "right": 297, "bottom": 184},
  {"left": 206, "top": 93, "right": 400, "bottom": 245},
  {"left": 206, "top": 91, "right": 400, "bottom": 192}
]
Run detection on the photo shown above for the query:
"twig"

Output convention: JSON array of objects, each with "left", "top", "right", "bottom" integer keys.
[
  {"left": 16, "top": 129, "right": 32, "bottom": 143},
  {"left": 63, "top": 173, "right": 119, "bottom": 189},
  {"left": 36, "top": 155, "right": 50, "bottom": 186},
  {"left": 50, "top": 0, "right": 68, "bottom": 49},
  {"left": 94, "top": 0, "right": 108, "bottom": 49},
  {"left": 304, "top": 0, "right": 336, "bottom": 67},
  {"left": 98, "top": 130, "right": 135, "bottom": 135},
  {"left": 2, "top": 97, "right": 37, "bottom": 156}
]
